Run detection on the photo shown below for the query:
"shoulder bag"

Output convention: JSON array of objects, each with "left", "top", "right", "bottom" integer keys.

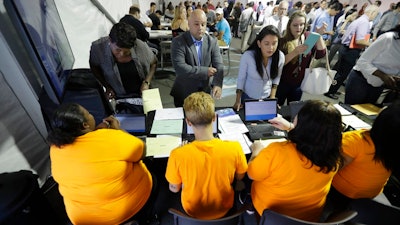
[{"left": 301, "top": 51, "right": 337, "bottom": 95}]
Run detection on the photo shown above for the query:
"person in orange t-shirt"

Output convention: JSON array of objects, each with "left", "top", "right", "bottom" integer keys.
[
  {"left": 248, "top": 100, "right": 344, "bottom": 223},
  {"left": 326, "top": 100, "right": 400, "bottom": 214},
  {"left": 47, "top": 103, "right": 156, "bottom": 225},
  {"left": 165, "top": 92, "right": 248, "bottom": 219}
]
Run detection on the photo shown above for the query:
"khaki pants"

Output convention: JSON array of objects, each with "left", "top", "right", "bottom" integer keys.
[{"left": 240, "top": 25, "right": 252, "bottom": 53}]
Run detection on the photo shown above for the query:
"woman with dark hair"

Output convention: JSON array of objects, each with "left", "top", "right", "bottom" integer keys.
[
  {"left": 275, "top": 11, "right": 327, "bottom": 106},
  {"left": 233, "top": 25, "right": 285, "bottom": 111},
  {"left": 344, "top": 24, "right": 400, "bottom": 105},
  {"left": 47, "top": 103, "right": 156, "bottom": 225},
  {"left": 248, "top": 100, "right": 344, "bottom": 223},
  {"left": 325, "top": 100, "right": 400, "bottom": 214}
]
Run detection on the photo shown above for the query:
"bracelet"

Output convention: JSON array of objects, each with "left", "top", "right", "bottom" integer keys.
[{"left": 143, "top": 80, "right": 150, "bottom": 86}]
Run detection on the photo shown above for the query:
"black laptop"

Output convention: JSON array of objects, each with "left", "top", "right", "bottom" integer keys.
[
  {"left": 244, "top": 99, "right": 286, "bottom": 140},
  {"left": 115, "top": 114, "right": 147, "bottom": 137}
]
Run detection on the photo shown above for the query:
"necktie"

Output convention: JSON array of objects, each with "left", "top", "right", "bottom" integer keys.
[
  {"left": 278, "top": 17, "right": 282, "bottom": 35},
  {"left": 194, "top": 40, "right": 202, "bottom": 65}
]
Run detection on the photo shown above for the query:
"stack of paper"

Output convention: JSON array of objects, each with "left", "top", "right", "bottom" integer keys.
[
  {"left": 216, "top": 108, "right": 249, "bottom": 134},
  {"left": 150, "top": 108, "right": 184, "bottom": 134}
]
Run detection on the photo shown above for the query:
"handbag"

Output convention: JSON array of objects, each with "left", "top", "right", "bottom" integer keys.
[{"left": 301, "top": 52, "right": 337, "bottom": 95}]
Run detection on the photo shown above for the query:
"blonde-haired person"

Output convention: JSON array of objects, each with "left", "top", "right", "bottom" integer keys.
[
  {"left": 171, "top": 6, "right": 189, "bottom": 37},
  {"left": 275, "top": 10, "right": 326, "bottom": 106},
  {"left": 166, "top": 92, "right": 248, "bottom": 219}
]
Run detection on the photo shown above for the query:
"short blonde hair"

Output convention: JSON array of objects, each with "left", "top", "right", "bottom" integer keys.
[{"left": 183, "top": 92, "right": 215, "bottom": 126}]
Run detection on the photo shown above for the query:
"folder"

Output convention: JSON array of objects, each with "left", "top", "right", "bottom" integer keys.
[
  {"left": 303, "top": 32, "right": 320, "bottom": 55},
  {"left": 349, "top": 33, "right": 370, "bottom": 49}
]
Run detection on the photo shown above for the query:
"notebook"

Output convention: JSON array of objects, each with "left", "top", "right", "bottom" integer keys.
[
  {"left": 115, "top": 114, "right": 147, "bottom": 135},
  {"left": 184, "top": 115, "right": 219, "bottom": 142},
  {"left": 244, "top": 99, "right": 286, "bottom": 140}
]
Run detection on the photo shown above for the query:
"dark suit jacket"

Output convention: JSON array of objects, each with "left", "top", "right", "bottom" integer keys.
[{"left": 170, "top": 31, "right": 224, "bottom": 103}]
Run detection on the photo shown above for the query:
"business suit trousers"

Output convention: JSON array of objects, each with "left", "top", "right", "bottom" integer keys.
[{"left": 327, "top": 45, "right": 362, "bottom": 95}]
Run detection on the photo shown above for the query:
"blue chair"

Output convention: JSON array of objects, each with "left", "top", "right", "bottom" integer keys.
[{"left": 348, "top": 198, "right": 400, "bottom": 225}]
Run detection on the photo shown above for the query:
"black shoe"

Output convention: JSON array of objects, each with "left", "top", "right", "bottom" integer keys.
[{"left": 324, "top": 93, "right": 338, "bottom": 100}]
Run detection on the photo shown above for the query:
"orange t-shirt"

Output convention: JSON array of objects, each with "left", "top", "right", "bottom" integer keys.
[
  {"left": 50, "top": 129, "right": 152, "bottom": 225},
  {"left": 332, "top": 130, "right": 391, "bottom": 199},
  {"left": 165, "top": 138, "right": 248, "bottom": 219},
  {"left": 248, "top": 141, "right": 336, "bottom": 222}
]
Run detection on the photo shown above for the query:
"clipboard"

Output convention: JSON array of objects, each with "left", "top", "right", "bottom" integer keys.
[{"left": 303, "top": 32, "right": 320, "bottom": 55}]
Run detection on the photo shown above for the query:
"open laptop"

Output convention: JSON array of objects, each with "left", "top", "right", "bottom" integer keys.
[
  {"left": 183, "top": 115, "right": 219, "bottom": 142},
  {"left": 244, "top": 99, "right": 286, "bottom": 140},
  {"left": 115, "top": 114, "right": 147, "bottom": 137}
]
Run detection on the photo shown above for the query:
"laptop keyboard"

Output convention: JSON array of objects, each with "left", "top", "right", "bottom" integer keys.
[{"left": 247, "top": 123, "right": 286, "bottom": 140}]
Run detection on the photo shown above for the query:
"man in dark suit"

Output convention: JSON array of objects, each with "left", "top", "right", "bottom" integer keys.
[{"left": 170, "top": 9, "right": 224, "bottom": 107}]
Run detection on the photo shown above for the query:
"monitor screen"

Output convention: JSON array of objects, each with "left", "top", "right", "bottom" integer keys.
[
  {"left": 5, "top": 0, "right": 74, "bottom": 103},
  {"left": 244, "top": 99, "right": 278, "bottom": 122}
]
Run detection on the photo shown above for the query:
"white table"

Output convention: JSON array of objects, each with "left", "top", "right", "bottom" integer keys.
[{"left": 149, "top": 30, "right": 172, "bottom": 39}]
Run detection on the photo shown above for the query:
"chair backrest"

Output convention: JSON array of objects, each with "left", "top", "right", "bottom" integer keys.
[
  {"left": 259, "top": 209, "right": 357, "bottom": 225},
  {"left": 168, "top": 207, "right": 245, "bottom": 225},
  {"left": 348, "top": 198, "right": 400, "bottom": 225}
]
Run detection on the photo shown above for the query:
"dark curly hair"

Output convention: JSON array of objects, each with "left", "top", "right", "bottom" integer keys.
[
  {"left": 288, "top": 100, "right": 344, "bottom": 173},
  {"left": 109, "top": 22, "right": 137, "bottom": 49}
]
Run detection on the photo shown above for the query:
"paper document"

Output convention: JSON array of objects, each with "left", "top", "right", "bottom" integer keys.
[
  {"left": 218, "top": 114, "right": 249, "bottom": 134},
  {"left": 303, "top": 32, "right": 320, "bottom": 55},
  {"left": 154, "top": 107, "right": 184, "bottom": 120},
  {"left": 142, "top": 88, "right": 163, "bottom": 114},
  {"left": 342, "top": 115, "right": 371, "bottom": 130},
  {"left": 334, "top": 104, "right": 352, "bottom": 116},
  {"left": 150, "top": 119, "right": 183, "bottom": 134},
  {"left": 218, "top": 132, "right": 252, "bottom": 154},
  {"left": 351, "top": 103, "right": 381, "bottom": 116},
  {"left": 146, "top": 136, "right": 182, "bottom": 158}
]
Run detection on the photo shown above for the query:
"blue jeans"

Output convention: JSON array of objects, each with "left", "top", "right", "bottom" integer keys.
[{"left": 344, "top": 69, "right": 384, "bottom": 105}]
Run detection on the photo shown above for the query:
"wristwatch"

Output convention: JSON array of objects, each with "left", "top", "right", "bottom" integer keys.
[{"left": 143, "top": 80, "right": 150, "bottom": 86}]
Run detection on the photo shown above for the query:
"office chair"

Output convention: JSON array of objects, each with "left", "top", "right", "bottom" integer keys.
[
  {"left": 168, "top": 206, "right": 246, "bottom": 225},
  {"left": 348, "top": 198, "right": 400, "bottom": 225},
  {"left": 159, "top": 40, "right": 172, "bottom": 70},
  {"left": 259, "top": 209, "right": 357, "bottom": 225}
]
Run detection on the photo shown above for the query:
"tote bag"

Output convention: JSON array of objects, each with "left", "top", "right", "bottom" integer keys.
[{"left": 301, "top": 52, "right": 337, "bottom": 95}]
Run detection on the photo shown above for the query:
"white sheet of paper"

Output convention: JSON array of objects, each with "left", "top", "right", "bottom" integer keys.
[
  {"left": 334, "top": 104, "right": 352, "bottom": 116},
  {"left": 342, "top": 115, "right": 371, "bottom": 130},
  {"left": 142, "top": 88, "right": 163, "bottom": 114},
  {"left": 154, "top": 107, "right": 184, "bottom": 120},
  {"left": 218, "top": 132, "right": 252, "bottom": 154},
  {"left": 150, "top": 119, "right": 183, "bottom": 134},
  {"left": 218, "top": 114, "right": 249, "bottom": 134},
  {"left": 146, "top": 136, "right": 182, "bottom": 158}
]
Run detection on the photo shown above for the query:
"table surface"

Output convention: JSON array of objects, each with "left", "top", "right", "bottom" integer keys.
[{"left": 149, "top": 30, "right": 172, "bottom": 39}]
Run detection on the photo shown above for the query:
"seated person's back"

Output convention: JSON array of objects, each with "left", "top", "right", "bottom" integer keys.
[{"left": 165, "top": 92, "right": 248, "bottom": 219}]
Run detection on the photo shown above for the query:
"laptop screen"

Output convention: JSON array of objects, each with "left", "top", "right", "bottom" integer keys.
[
  {"left": 244, "top": 99, "right": 277, "bottom": 122},
  {"left": 186, "top": 115, "right": 219, "bottom": 135},
  {"left": 115, "top": 114, "right": 146, "bottom": 134}
]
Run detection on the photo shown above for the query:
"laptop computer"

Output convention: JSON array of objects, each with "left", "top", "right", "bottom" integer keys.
[
  {"left": 183, "top": 115, "right": 219, "bottom": 142},
  {"left": 115, "top": 114, "right": 147, "bottom": 137},
  {"left": 244, "top": 99, "right": 286, "bottom": 140}
]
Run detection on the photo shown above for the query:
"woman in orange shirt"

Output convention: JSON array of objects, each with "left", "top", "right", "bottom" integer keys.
[
  {"left": 248, "top": 100, "right": 343, "bottom": 223},
  {"left": 47, "top": 103, "right": 156, "bottom": 225}
]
